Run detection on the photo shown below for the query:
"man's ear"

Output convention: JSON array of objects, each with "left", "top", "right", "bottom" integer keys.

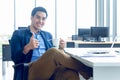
[{"left": 31, "top": 16, "right": 33, "bottom": 21}]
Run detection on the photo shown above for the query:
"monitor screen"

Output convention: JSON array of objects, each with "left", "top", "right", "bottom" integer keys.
[
  {"left": 78, "top": 28, "right": 91, "bottom": 37},
  {"left": 90, "top": 27, "right": 109, "bottom": 41},
  {"left": 78, "top": 28, "right": 91, "bottom": 41}
]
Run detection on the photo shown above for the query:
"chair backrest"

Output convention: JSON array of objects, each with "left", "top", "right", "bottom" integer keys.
[{"left": 2, "top": 44, "right": 12, "bottom": 61}]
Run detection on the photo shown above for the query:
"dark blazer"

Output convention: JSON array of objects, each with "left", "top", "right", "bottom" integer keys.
[{"left": 10, "top": 27, "right": 53, "bottom": 80}]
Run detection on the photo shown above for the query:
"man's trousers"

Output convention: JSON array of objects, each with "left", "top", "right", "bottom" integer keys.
[{"left": 28, "top": 48, "right": 92, "bottom": 80}]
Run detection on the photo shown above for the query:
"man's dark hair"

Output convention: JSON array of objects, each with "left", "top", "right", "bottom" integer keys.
[{"left": 31, "top": 6, "right": 48, "bottom": 18}]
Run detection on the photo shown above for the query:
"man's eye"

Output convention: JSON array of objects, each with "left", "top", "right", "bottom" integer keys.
[
  {"left": 36, "top": 16, "right": 40, "bottom": 19},
  {"left": 35, "top": 15, "right": 46, "bottom": 20},
  {"left": 42, "top": 18, "right": 46, "bottom": 20}
]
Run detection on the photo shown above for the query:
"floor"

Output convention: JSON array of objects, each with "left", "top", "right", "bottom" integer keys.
[{"left": 0, "top": 58, "right": 14, "bottom": 80}]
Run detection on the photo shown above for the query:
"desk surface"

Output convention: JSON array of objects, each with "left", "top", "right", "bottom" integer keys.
[
  {"left": 65, "top": 48, "right": 120, "bottom": 67},
  {"left": 65, "top": 48, "right": 120, "bottom": 80},
  {"left": 67, "top": 40, "right": 120, "bottom": 44}
]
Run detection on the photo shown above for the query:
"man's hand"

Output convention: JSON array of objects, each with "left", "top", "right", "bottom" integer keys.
[
  {"left": 28, "top": 33, "right": 39, "bottom": 49},
  {"left": 23, "top": 33, "right": 39, "bottom": 54},
  {"left": 59, "top": 38, "right": 65, "bottom": 50}
]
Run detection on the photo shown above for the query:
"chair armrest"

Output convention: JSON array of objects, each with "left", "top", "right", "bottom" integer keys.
[
  {"left": 13, "top": 63, "right": 29, "bottom": 80},
  {"left": 12, "top": 63, "right": 29, "bottom": 68}
]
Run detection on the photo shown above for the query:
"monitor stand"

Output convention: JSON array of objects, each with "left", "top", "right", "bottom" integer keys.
[{"left": 95, "top": 36, "right": 101, "bottom": 42}]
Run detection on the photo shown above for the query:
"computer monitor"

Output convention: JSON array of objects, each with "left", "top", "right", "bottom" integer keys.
[
  {"left": 90, "top": 27, "right": 109, "bottom": 42},
  {"left": 72, "top": 35, "right": 78, "bottom": 40},
  {"left": 78, "top": 28, "right": 91, "bottom": 41}
]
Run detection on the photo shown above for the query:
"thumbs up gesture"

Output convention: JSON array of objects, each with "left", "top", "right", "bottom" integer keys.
[
  {"left": 29, "top": 32, "right": 39, "bottom": 49},
  {"left": 59, "top": 38, "right": 65, "bottom": 49},
  {"left": 23, "top": 32, "right": 39, "bottom": 54}
]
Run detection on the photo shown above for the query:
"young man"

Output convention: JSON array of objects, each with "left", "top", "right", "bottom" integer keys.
[{"left": 10, "top": 6, "right": 92, "bottom": 80}]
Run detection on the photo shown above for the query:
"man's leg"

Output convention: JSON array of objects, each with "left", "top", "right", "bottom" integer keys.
[
  {"left": 50, "top": 66, "right": 80, "bottom": 80},
  {"left": 28, "top": 48, "right": 92, "bottom": 80},
  {"left": 62, "top": 69, "right": 80, "bottom": 80},
  {"left": 28, "top": 48, "right": 59, "bottom": 80}
]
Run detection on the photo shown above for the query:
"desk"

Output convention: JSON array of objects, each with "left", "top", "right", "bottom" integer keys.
[
  {"left": 78, "top": 42, "right": 120, "bottom": 48},
  {"left": 65, "top": 48, "right": 120, "bottom": 80},
  {"left": 66, "top": 41, "right": 120, "bottom": 48}
]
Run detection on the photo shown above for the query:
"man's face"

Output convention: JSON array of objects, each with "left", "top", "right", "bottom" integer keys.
[{"left": 31, "top": 11, "right": 47, "bottom": 31}]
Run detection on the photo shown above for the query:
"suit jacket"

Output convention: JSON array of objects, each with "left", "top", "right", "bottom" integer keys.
[{"left": 10, "top": 27, "right": 53, "bottom": 80}]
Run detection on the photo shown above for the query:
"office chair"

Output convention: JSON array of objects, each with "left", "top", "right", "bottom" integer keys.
[
  {"left": 2, "top": 44, "right": 12, "bottom": 61},
  {"left": 8, "top": 39, "right": 29, "bottom": 80},
  {"left": 2, "top": 44, "right": 12, "bottom": 75}
]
